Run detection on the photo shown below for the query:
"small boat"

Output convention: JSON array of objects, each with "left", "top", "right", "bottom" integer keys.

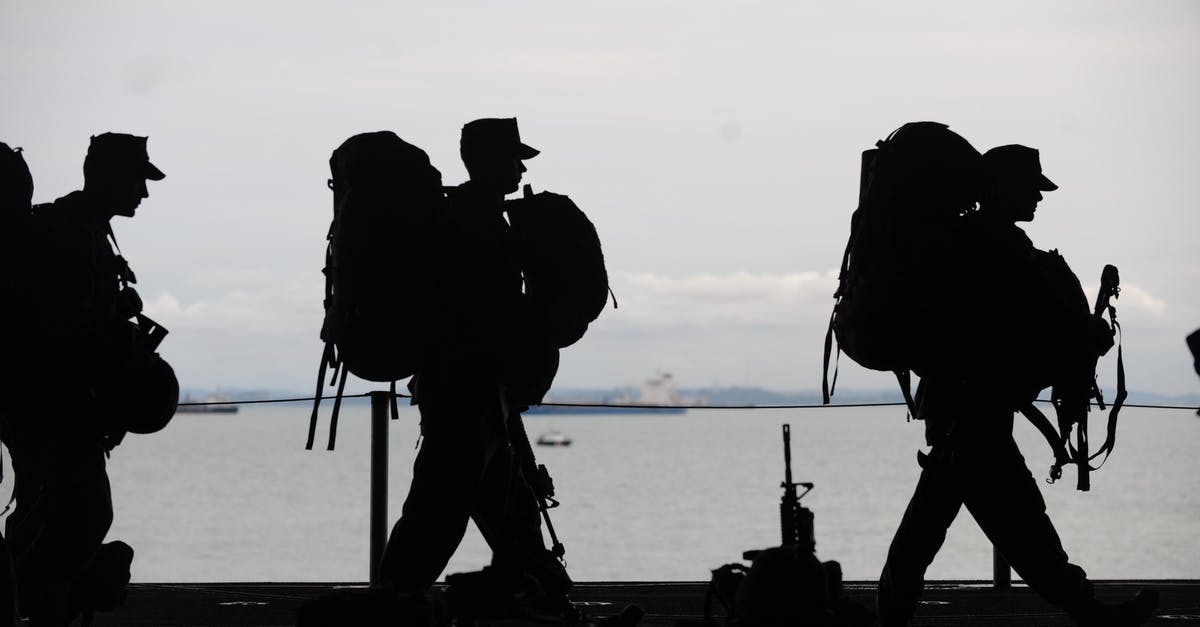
[{"left": 536, "top": 430, "right": 572, "bottom": 447}]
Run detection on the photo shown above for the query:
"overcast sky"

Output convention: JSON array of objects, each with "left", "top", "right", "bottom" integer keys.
[{"left": 3, "top": 1, "right": 1198, "bottom": 397}]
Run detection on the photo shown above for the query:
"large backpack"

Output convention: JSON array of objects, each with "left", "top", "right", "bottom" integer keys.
[
  {"left": 307, "top": 131, "right": 446, "bottom": 450},
  {"left": 503, "top": 184, "right": 611, "bottom": 408},
  {"left": 822, "top": 122, "right": 982, "bottom": 405},
  {"left": 506, "top": 184, "right": 611, "bottom": 350},
  {"left": 1, "top": 142, "right": 33, "bottom": 219}
]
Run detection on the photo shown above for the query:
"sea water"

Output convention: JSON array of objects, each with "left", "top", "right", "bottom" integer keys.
[{"left": 9, "top": 403, "right": 1196, "bottom": 583}]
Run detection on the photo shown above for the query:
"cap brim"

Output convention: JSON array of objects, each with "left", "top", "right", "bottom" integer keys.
[
  {"left": 517, "top": 143, "right": 540, "bottom": 160},
  {"left": 1037, "top": 173, "right": 1057, "bottom": 192},
  {"left": 145, "top": 162, "right": 165, "bottom": 181}
]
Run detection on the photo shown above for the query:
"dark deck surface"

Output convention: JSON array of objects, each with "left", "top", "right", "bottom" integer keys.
[{"left": 84, "top": 580, "right": 1200, "bottom": 626}]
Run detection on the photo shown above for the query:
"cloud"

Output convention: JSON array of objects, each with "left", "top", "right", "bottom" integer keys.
[
  {"left": 141, "top": 272, "right": 324, "bottom": 389},
  {"left": 603, "top": 270, "right": 839, "bottom": 332},
  {"left": 131, "top": 266, "right": 1194, "bottom": 395},
  {"left": 1100, "top": 282, "right": 1169, "bottom": 318}
]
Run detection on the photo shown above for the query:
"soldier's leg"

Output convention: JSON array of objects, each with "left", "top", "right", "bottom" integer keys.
[
  {"left": 14, "top": 439, "right": 112, "bottom": 624},
  {"left": 472, "top": 442, "right": 571, "bottom": 598},
  {"left": 379, "top": 390, "right": 492, "bottom": 589},
  {"left": 2, "top": 433, "right": 44, "bottom": 556},
  {"left": 961, "top": 438, "right": 1096, "bottom": 614},
  {"left": 0, "top": 532, "right": 14, "bottom": 627},
  {"left": 877, "top": 450, "right": 965, "bottom": 627}
]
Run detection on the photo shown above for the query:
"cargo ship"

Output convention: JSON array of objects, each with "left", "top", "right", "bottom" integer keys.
[{"left": 525, "top": 372, "right": 703, "bottom": 415}]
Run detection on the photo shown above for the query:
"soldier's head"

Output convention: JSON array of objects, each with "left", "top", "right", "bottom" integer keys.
[
  {"left": 980, "top": 144, "right": 1056, "bottom": 223},
  {"left": 460, "top": 118, "right": 538, "bottom": 195},
  {"left": 82, "top": 132, "right": 165, "bottom": 217},
  {"left": 1, "top": 142, "right": 33, "bottom": 214}
]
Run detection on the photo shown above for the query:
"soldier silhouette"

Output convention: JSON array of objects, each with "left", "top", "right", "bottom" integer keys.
[
  {"left": 1188, "top": 329, "right": 1200, "bottom": 379},
  {"left": 377, "top": 118, "right": 573, "bottom": 618},
  {"left": 0, "top": 141, "right": 35, "bottom": 627},
  {"left": 876, "top": 143, "right": 1157, "bottom": 627},
  {"left": 4, "top": 133, "right": 161, "bottom": 626}
]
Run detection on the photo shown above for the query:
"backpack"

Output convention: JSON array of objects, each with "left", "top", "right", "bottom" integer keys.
[
  {"left": 307, "top": 131, "right": 446, "bottom": 450},
  {"left": 505, "top": 184, "right": 611, "bottom": 350},
  {"left": 822, "top": 122, "right": 982, "bottom": 406},
  {"left": 0, "top": 142, "right": 33, "bottom": 220}
]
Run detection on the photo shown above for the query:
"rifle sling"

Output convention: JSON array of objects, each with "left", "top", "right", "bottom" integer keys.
[{"left": 1019, "top": 403, "right": 1071, "bottom": 477}]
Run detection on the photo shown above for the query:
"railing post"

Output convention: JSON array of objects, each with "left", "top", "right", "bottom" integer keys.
[
  {"left": 369, "top": 390, "right": 390, "bottom": 584},
  {"left": 992, "top": 545, "right": 1011, "bottom": 589}
]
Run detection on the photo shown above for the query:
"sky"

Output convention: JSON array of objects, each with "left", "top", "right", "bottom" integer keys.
[{"left": 3, "top": 1, "right": 1198, "bottom": 397}]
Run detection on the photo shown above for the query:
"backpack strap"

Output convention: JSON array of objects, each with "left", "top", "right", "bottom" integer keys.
[
  {"left": 1019, "top": 403, "right": 1071, "bottom": 484},
  {"left": 1084, "top": 291, "right": 1126, "bottom": 470},
  {"left": 306, "top": 342, "right": 335, "bottom": 450},
  {"left": 895, "top": 370, "right": 916, "bottom": 419},
  {"left": 821, "top": 312, "right": 839, "bottom": 404},
  {"left": 821, "top": 218, "right": 857, "bottom": 405},
  {"left": 390, "top": 379, "right": 400, "bottom": 420},
  {"left": 326, "top": 364, "right": 349, "bottom": 450},
  {"left": 1074, "top": 264, "right": 1125, "bottom": 486},
  {"left": 105, "top": 224, "right": 137, "bottom": 287},
  {"left": 307, "top": 228, "right": 339, "bottom": 450}
]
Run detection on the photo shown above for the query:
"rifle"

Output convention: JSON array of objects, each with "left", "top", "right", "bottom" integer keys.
[
  {"left": 778, "top": 424, "right": 815, "bottom": 553},
  {"left": 1051, "top": 264, "right": 1123, "bottom": 491},
  {"left": 504, "top": 401, "right": 567, "bottom": 562},
  {"left": 740, "top": 424, "right": 816, "bottom": 564}
]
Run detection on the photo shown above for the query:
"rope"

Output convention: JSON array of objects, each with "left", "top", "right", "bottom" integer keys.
[{"left": 176, "top": 394, "right": 1197, "bottom": 412}]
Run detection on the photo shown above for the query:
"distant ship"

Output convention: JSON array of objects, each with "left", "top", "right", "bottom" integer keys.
[
  {"left": 525, "top": 373, "right": 703, "bottom": 415},
  {"left": 177, "top": 394, "right": 239, "bottom": 414}
]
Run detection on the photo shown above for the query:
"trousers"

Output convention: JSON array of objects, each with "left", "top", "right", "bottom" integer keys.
[
  {"left": 877, "top": 408, "right": 1094, "bottom": 625},
  {"left": 378, "top": 382, "right": 563, "bottom": 592}
]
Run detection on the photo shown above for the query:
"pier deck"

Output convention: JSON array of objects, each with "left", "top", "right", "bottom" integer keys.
[{"left": 86, "top": 580, "right": 1200, "bottom": 626}]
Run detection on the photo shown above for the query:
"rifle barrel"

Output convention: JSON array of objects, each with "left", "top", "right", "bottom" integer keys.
[{"left": 782, "top": 424, "right": 793, "bottom": 486}]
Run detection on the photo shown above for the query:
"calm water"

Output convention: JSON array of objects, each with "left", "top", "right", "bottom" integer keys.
[{"left": 10, "top": 403, "right": 1195, "bottom": 583}]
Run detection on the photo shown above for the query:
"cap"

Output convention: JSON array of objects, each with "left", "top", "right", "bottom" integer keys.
[
  {"left": 86, "top": 132, "right": 165, "bottom": 181},
  {"left": 982, "top": 144, "right": 1056, "bottom": 191},
  {"left": 460, "top": 118, "right": 539, "bottom": 162}
]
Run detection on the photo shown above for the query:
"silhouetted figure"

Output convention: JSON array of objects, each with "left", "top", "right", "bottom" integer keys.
[
  {"left": 4, "top": 133, "right": 162, "bottom": 626},
  {"left": 1189, "top": 329, "right": 1200, "bottom": 415},
  {"left": 876, "top": 143, "right": 1157, "bottom": 626},
  {"left": 1189, "top": 329, "right": 1200, "bottom": 379},
  {"left": 378, "top": 118, "right": 572, "bottom": 618},
  {"left": 0, "top": 140, "right": 36, "bottom": 627}
]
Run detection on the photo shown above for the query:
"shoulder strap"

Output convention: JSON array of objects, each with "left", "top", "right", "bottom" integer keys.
[
  {"left": 821, "top": 214, "right": 858, "bottom": 405},
  {"left": 1019, "top": 403, "right": 1071, "bottom": 484},
  {"left": 104, "top": 224, "right": 137, "bottom": 287}
]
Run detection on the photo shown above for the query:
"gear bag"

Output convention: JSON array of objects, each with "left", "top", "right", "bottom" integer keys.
[
  {"left": 505, "top": 184, "right": 612, "bottom": 350},
  {"left": 94, "top": 227, "right": 178, "bottom": 440},
  {"left": 308, "top": 131, "right": 446, "bottom": 450},
  {"left": 822, "top": 122, "right": 982, "bottom": 406}
]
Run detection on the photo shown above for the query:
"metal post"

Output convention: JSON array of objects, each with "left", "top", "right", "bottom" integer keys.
[
  {"left": 993, "top": 546, "right": 1011, "bottom": 589},
  {"left": 369, "top": 390, "right": 390, "bottom": 584}
]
